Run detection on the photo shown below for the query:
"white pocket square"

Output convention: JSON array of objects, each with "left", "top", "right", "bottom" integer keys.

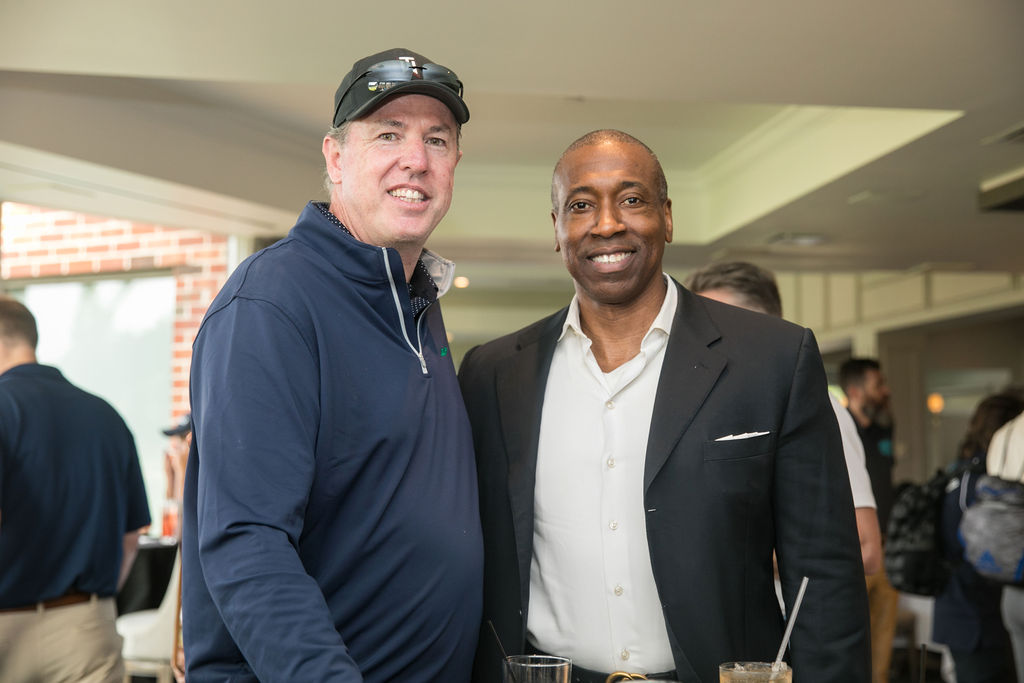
[{"left": 714, "top": 431, "right": 770, "bottom": 442}]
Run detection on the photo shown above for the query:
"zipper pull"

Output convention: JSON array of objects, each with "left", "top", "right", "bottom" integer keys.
[{"left": 417, "top": 351, "right": 428, "bottom": 375}]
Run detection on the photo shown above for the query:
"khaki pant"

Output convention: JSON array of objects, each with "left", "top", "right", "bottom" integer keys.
[
  {"left": 0, "top": 595, "right": 124, "bottom": 683},
  {"left": 866, "top": 570, "right": 900, "bottom": 683}
]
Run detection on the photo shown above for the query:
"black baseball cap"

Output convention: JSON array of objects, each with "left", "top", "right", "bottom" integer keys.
[
  {"left": 161, "top": 413, "right": 192, "bottom": 437},
  {"left": 332, "top": 48, "right": 469, "bottom": 127}
]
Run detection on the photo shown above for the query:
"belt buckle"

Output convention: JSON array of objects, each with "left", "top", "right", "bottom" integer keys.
[{"left": 606, "top": 674, "right": 649, "bottom": 683}]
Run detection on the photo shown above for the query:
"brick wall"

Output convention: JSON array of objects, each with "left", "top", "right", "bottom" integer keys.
[{"left": 0, "top": 202, "right": 230, "bottom": 419}]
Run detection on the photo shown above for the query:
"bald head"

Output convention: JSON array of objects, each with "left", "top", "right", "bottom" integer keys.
[{"left": 551, "top": 129, "right": 668, "bottom": 210}]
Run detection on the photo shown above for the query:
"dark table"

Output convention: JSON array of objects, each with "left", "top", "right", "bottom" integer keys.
[{"left": 117, "top": 535, "right": 178, "bottom": 615}]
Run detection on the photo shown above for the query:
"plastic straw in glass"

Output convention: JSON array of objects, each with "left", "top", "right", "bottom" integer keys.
[{"left": 773, "top": 575, "right": 809, "bottom": 673}]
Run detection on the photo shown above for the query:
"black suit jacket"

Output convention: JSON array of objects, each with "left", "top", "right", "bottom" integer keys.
[{"left": 458, "top": 281, "right": 870, "bottom": 683}]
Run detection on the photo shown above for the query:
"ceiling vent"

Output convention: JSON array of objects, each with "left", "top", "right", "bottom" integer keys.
[
  {"left": 978, "top": 120, "right": 1024, "bottom": 211},
  {"left": 981, "top": 120, "right": 1024, "bottom": 146},
  {"left": 978, "top": 166, "right": 1024, "bottom": 212},
  {"left": 1002, "top": 126, "right": 1024, "bottom": 144}
]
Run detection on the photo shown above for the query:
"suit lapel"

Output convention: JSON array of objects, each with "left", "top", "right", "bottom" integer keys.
[
  {"left": 495, "top": 308, "right": 567, "bottom": 623},
  {"left": 644, "top": 283, "right": 726, "bottom": 492}
]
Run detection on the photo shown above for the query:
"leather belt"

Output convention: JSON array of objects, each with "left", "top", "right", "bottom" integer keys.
[
  {"left": 529, "top": 645, "right": 677, "bottom": 683},
  {"left": 0, "top": 591, "right": 93, "bottom": 613},
  {"left": 573, "top": 664, "right": 679, "bottom": 683},
  {"left": 604, "top": 674, "right": 678, "bottom": 683}
]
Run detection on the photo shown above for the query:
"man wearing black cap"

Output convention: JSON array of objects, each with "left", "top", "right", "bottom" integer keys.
[
  {"left": 162, "top": 413, "right": 191, "bottom": 439},
  {"left": 182, "top": 49, "right": 481, "bottom": 682},
  {"left": 159, "top": 413, "right": 190, "bottom": 537}
]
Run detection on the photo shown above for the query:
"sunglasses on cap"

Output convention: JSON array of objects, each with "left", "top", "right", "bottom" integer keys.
[{"left": 334, "top": 59, "right": 465, "bottom": 125}]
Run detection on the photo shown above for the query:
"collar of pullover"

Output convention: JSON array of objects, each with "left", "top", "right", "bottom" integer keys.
[{"left": 299, "top": 202, "right": 455, "bottom": 298}]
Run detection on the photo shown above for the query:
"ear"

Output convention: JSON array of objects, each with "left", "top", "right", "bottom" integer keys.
[
  {"left": 322, "top": 136, "right": 343, "bottom": 186},
  {"left": 551, "top": 210, "right": 561, "bottom": 252},
  {"left": 663, "top": 198, "right": 674, "bottom": 244}
]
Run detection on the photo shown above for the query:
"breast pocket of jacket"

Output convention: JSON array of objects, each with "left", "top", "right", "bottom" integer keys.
[
  {"left": 702, "top": 432, "right": 776, "bottom": 462},
  {"left": 701, "top": 433, "right": 777, "bottom": 507}
]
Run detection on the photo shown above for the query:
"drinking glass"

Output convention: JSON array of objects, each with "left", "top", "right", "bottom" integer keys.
[
  {"left": 503, "top": 654, "right": 571, "bottom": 683},
  {"left": 719, "top": 661, "right": 792, "bottom": 682}
]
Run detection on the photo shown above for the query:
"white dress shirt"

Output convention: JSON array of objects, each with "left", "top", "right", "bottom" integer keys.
[{"left": 528, "top": 276, "right": 676, "bottom": 673}]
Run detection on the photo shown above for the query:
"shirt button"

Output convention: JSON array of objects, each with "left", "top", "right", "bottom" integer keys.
[
  {"left": 605, "top": 400, "right": 615, "bottom": 409},
  {"left": 609, "top": 520, "right": 619, "bottom": 531},
  {"left": 607, "top": 457, "right": 616, "bottom": 469},
  {"left": 620, "top": 649, "right": 630, "bottom": 661},
  {"left": 614, "top": 585, "right": 624, "bottom": 596}
]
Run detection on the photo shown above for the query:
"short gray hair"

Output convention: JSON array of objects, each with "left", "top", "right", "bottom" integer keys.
[
  {"left": 322, "top": 122, "right": 352, "bottom": 196},
  {"left": 686, "top": 261, "right": 783, "bottom": 318},
  {"left": 0, "top": 296, "right": 38, "bottom": 350}
]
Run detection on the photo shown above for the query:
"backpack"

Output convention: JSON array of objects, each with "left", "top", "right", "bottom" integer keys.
[
  {"left": 884, "top": 468, "right": 954, "bottom": 596},
  {"left": 958, "top": 419, "right": 1024, "bottom": 584}
]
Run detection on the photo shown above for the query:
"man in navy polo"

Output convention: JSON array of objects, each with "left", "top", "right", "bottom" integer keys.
[
  {"left": 182, "top": 48, "right": 482, "bottom": 682},
  {"left": 0, "top": 296, "right": 150, "bottom": 682}
]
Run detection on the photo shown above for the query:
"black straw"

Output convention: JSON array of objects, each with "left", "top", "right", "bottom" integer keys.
[
  {"left": 488, "top": 620, "right": 517, "bottom": 683},
  {"left": 918, "top": 644, "right": 927, "bottom": 683}
]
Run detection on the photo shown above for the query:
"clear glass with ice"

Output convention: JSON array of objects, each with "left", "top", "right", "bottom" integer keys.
[
  {"left": 719, "top": 661, "right": 792, "bottom": 682},
  {"left": 503, "top": 655, "right": 571, "bottom": 683}
]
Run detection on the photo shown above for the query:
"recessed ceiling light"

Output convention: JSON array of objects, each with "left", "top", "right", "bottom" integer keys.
[
  {"left": 765, "top": 232, "right": 826, "bottom": 247},
  {"left": 847, "top": 188, "right": 927, "bottom": 205},
  {"left": 453, "top": 276, "right": 470, "bottom": 289}
]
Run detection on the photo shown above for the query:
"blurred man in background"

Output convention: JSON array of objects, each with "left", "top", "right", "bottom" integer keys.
[
  {"left": 160, "top": 413, "right": 190, "bottom": 538},
  {"left": 0, "top": 297, "right": 150, "bottom": 682},
  {"left": 841, "top": 357, "right": 900, "bottom": 682}
]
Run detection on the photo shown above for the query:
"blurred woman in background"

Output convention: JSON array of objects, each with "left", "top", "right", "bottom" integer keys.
[
  {"left": 989, "top": 410, "right": 1024, "bottom": 683},
  {"left": 932, "top": 389, "right": 1024, "bottom": 683}
]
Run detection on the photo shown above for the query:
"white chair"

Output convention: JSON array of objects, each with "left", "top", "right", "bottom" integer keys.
[
  {"left": 117, "top": 550, "right": 180, "bottom": 683},
  {"left": 894, "top": 592, "right": 956, "bottom": 683}
]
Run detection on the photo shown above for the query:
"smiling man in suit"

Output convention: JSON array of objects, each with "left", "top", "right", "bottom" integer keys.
[{"left": 458, "top": 130, "right": 870, "bottom": 683}]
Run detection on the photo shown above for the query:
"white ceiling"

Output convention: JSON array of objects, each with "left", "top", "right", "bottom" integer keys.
[{"left": 1, "top": 0, "right": 1023, "bottom": 288}]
